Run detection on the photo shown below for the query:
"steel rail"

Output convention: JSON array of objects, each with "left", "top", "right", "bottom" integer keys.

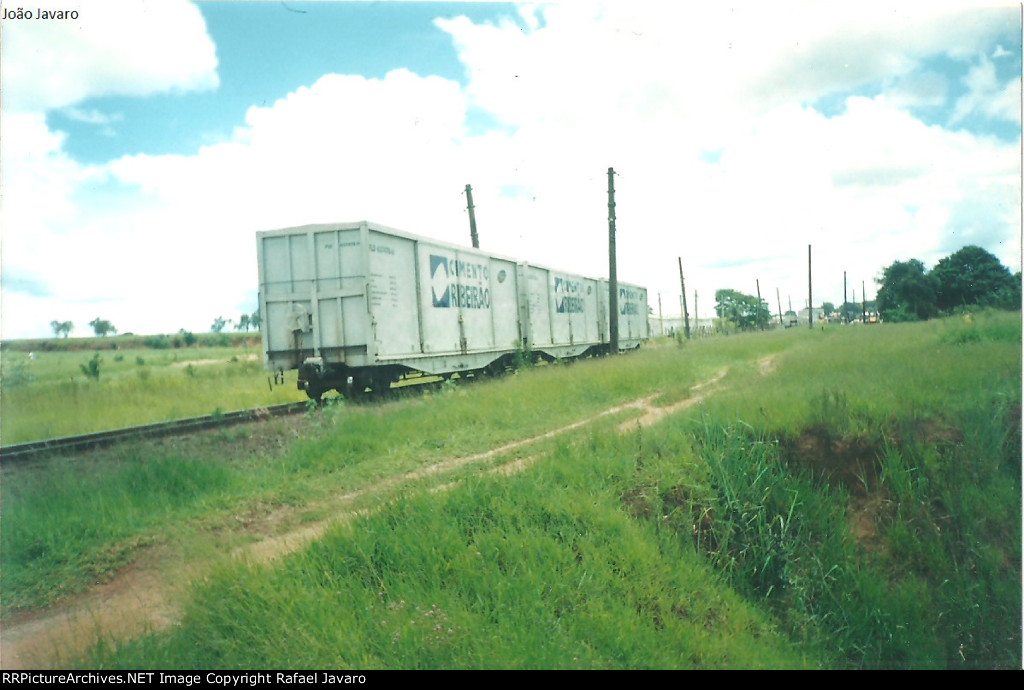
[{"left": 0, "top": 401, "right": 312, "bottom": 463}]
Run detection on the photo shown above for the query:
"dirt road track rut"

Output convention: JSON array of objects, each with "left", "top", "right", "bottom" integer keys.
[{"left": 1, "top": 358, "right": 773, "bottom": 669}]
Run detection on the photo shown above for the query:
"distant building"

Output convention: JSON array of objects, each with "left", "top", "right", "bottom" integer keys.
[
  {"left": 649, "top": 316, "right": 716, "bottom": 338},
  {"left": 798, "top": 307, "right": 825, "bottom": 324}
]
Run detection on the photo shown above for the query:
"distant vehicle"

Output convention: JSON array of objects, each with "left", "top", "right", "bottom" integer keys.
[{"left": 257, "top": 221, "right": 649, "bottom": 399}]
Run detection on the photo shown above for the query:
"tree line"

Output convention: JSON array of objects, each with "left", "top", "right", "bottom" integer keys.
[
  {"left": 49, "top": 311, "right": 262, "bottom": 339},
  {"left": 877, "top": 245, "right": 1021, "bottom": 322},
  {"left": 711, "top": 244, "right": 1020, "bottom": 331}
]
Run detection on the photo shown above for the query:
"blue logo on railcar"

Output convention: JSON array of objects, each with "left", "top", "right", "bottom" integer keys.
[
  {"left": 430, "top": 254, "right": 491, "bottom": 309},
  {"left": 555, "top": 277, "right": 585, "bottom": 313},
  {"left": 431, "top": 255, "right": 451, "bottom": 307},
  {"left": 619, "top": 287, "right": 644, "bottom": 315}
]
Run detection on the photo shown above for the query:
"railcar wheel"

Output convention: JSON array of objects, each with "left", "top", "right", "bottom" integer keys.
[{"left": 370, "top": 373, "right": 393, "bottom": 395}]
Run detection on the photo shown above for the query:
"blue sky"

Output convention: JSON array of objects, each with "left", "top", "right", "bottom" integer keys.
[
  {"left": 1, "top": 1, "right": 1021, "bottom": 339},
  {"left": 47, "top": 2, "right": 520, "bottom": 163}
]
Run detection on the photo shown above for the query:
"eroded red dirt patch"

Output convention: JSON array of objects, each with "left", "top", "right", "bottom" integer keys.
[{"left": 781, "top": 425, "right": 884, "bottom": 495}]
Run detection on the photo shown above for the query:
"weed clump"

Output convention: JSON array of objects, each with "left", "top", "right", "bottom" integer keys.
[{"left": 79, "top": 353, "right": 102, "bottom": 380}]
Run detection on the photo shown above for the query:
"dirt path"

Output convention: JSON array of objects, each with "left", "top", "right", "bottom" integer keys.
[{"left": 0, "top": 358, "right": 774, "bottom": 669}]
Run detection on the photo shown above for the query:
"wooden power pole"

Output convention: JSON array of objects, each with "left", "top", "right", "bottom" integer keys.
[
  {"left": 678, "top": 258, "right": 691, "bottom": 340},
  {"left": 465, "top": 184, "right": 479, "bottom": 249},
  {"left": 862, "top": 280, "right": 867, "bottom": 322},
  {"left": 843, "top": 270, "right": 848, "bottom": 324},
  {"left": 808, "top": 244, "right": 813, "bottom": 330},
  {"left": 658, "top": 293, "right": 664, "bottom": 337},
  {"left": 756, "top": 279, "right": 764, "bottom": 331},
  {"left": 608, "top": 168, "right": 619, "bottom": 354}
]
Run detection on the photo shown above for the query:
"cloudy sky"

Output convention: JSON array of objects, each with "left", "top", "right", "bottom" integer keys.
[{"left": 1, "top": 0, "right": 1020, "bottom": 339}]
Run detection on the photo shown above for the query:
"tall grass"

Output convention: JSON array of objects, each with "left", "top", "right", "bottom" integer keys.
[
  {"left": 682, "top": 420, "right": 949, "bottom": 667},
  {"left": 1, "top": 449, "right": 241, "bottom": 612},
  {"left": 1, "top": 343, "right": 713, "bottom": 615},
  {"left": 1, "top": 346, "right": 304, "bottom": 443},
  {"left": 664, "top": 311, "right": 1022, "bottom": 668},
  {"left": 5, "top": 311, "right": 1020, "bottom": 669},
  {"left": 85, "top": 440, "right": 809, "bottom": 670}
]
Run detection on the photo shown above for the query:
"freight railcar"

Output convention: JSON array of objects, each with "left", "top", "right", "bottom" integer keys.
[{"left": 257, "top": 221, "right": 648, "bottom": 399}]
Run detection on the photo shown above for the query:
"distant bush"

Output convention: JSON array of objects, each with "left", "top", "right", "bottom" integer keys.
[
  {"left": 79, "top": 353, "right": 102, "bottom": 380},
  {"left": 144, "top": 335, "right": 173, "bottom": 349},
  {"left": 1, "top": 358, "right": 35, "bottom": 389},
  {"left": 941, "top": 310, "right": 1023, "bottom": 345}
]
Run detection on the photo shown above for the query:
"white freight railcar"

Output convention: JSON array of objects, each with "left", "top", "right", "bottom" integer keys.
[{"left": 257, "top": 221, "right": 648, "bottom": 399}]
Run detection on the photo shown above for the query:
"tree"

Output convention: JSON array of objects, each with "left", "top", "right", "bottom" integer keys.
[
  {"left": 821, "top": 302, "right": 835, "bottom": 317},
  {"left": 89, "top": 318, "right": 117, "bottom": 337},
  {"left": 930, "top": 245, "right": 1018, "bottom": 311},
  {"left": 210, "top": 316, "right": 227, "bottom": 333},
  {"left": 50, "top": 320, "right": 73, "bottom": 338},
  {"left": 237, "top": 314, "right": 252, "bottom": 332},
  {"left": 714, "top": 289, "right": 770, "bottom": 331},
  {"left": 876, "top": 259, "right": 938, "bottom": 322},
  {"left": 839, "top": 301, "right": 860, "bottom": 323},
  {"left": 250, "top": 310, "right": 262, "bottom": 331},
  {"left": 178, "top": 329, "right": 198, "bottom": 347}
]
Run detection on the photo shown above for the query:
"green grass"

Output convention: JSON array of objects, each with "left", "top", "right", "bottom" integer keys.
[
  {"left": 0, "top": 344, "right": 304, "bottom": 443},
  {"left": 2, "top": 311, "right": 1020, "bottom": 669},
  {"left": 1, "top": 451, "right": 238, "bottom": 612},
  {"left": 84, "top": 444, "right": 809, "bottom": 669}
]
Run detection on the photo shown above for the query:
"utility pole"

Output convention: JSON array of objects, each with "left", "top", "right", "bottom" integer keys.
[
  {"left": 843, "top": 270, "right": 848, "bottom": 324},
  {"left": 658, "top": 293, "right": 664, "bottom": 337},
  {"left": 862, "top": 280, "right": 867, "bottom": 322},
  {"left": 776, "top": 287, "right": 783, "bottom": 326},
  {"left": 808, "top": 244, "right": 813, "bottom": 330},
  {"left": 694, "top": 290, "right": 698, "bottom": 337},
  {"left": 756, "top": 279, "right": 764, "bottom": 331},
  {"left": 678, "top": 258, "right": 690, "bottom": 340},
  {"left": 465, "top": 184, "right": 479, "bottom": 249},
  {"left": 608, "top": 168, "right": 619, "bottom": 354}
]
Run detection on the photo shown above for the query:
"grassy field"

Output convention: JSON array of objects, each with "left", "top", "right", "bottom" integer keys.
[
  {"left": 1, "top": 311, "right": 1020, "bottom": 669},
  {"left": 0, "top": 339, "right": 305, "bottom": 444}
]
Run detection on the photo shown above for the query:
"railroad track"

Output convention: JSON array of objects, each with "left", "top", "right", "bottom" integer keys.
[{"left": 0, "top": 401, "right": 312, "bottom": 463}]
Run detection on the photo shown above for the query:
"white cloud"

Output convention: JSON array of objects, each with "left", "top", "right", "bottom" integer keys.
[
  {"left": 1, "top": 1, "right": 1020, "bottom": 339},
  {"left": 63, "top": 108, "right": 122, "bottom": 126},
  {"left": 1, "top": 0, "right": 220, "bottom": 337},
  {"left": 438, "top": 1, "right": 1019, "bottom": 147},
  {"left": 0, "top": 0, "right": 218, "bottom": 113},
  {"left": 882, "top": 70, "right": 949, "bottom": 110},
  {"left": 992, "top": 44, "right": 1013, "bottom": 59},
  {"left": 951, "top": 53, "right": 1022, "bottom": 124},
  {"left": 429, "top": 2, "right": 1020, "bottom": 303}
]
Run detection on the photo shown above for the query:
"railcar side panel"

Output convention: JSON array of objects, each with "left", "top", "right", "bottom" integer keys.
[
  {"left": 313, "top": 226, "right": 371, "bottom": 363},
  {"left": 259, "top": 224, "right": 372, "bottom": 373},
  {"left": 551, "top": 272, "right": 602, "bottom": 346},
  {"left": 600, "top": 282, "right": 649, "bottom": 346},
  {"left": 366, "top": 228, "right": 421, "bottom": 358},
  {"left": 519, "top": 264, "right": 606, "bottom": 358},
  {"left": 519, "top": 264, "right": 552, "bottom": 348}
]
